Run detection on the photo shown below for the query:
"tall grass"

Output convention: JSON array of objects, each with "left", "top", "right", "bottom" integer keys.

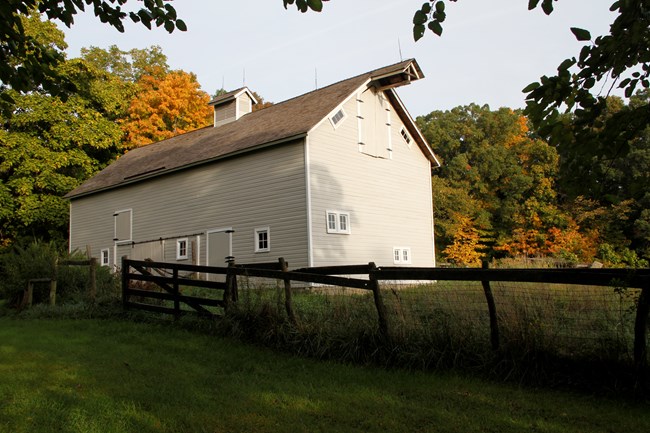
[{"left": 216, "top": 277, "right": 645, "bottom": 393}]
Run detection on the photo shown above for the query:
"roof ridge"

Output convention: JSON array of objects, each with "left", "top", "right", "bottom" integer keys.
[{"left": 239, "top": 58, "right": 417, "bottom": 115}]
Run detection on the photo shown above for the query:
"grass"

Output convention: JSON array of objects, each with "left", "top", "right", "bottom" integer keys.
[{"left": 1, "top": 317, "right": 649, "bottom": 433}]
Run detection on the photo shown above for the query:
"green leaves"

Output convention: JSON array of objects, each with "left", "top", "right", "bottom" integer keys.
[
  {"left": 429, "top": 21, "right": 443, "bottom": 36},
  {"left": 412, "top": 1, "right": 450, "bottom": 40},
  {"left": 283, "top": 0, "right": 326, "bottom": 13},
  {"left": 570, "top": 27, "right": 591, "bottom": 41}
]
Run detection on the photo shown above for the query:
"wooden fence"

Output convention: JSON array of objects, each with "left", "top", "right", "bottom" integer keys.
[
  {"left": 121, "top": 257, "right": 650, "bottom": 377},
  {"left": 20, "top": 257, "right": 98, "bottom": 309}
]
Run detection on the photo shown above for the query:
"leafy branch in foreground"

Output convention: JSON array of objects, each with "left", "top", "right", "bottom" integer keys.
[{"left": 1, "top": 0, "right": 186, "bottom": 112}]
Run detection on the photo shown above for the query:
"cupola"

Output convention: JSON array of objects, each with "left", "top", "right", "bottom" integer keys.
[{"left": 208, "top": 87, "right": 258, "bottom": 127}]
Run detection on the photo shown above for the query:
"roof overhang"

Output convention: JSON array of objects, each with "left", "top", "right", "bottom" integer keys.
[
  {"left": 371, "top": 60, "right": 424, "bottom": 91},
  {"left": 208, "top": 87, "right": 258, "bottom": 107}
]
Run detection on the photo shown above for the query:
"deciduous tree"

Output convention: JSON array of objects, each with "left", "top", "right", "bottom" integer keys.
[
  {"left": 0, "top": 14, "right": 124, "bottom": 245},
  {"left": 122, "top": 70, "right": 213, "bottom": 148}
]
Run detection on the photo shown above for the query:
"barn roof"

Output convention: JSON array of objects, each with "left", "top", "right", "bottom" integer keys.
[{"left": 66, "top": 59, "right": 434, "bottom": 199}]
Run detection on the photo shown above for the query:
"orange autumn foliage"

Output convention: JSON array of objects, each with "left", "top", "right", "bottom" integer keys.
[
  {"left": 122, "top": 69, "right": 212, "bottom": 148},
  {"left": 545, "top": 223, "right": 598, "bottom": 262},
  {"left": 495, "top": 228, "right": 546, "bottom": 257},
  {"left": 442, "top": 214, "right": 484, "bottom": 267}
]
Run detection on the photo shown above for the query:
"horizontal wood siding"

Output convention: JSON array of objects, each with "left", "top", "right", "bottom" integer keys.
[
  {"left": 214, "top": 100, "right": 237, "bottom": 127},
  {"left": 308, "top": 89, "right": 434, "bottom": 267},
  {"left": 70, "top": 140, "right": 309, "bottom": 269}
]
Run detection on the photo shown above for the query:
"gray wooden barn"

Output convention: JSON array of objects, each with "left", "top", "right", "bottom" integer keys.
[{"left": 66, "top": 59, "right": 440, "bottom": 270}]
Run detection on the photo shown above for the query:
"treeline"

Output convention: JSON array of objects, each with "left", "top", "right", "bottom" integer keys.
[{"left": 417, "top": 97, "right": 650, "bottom": 267}]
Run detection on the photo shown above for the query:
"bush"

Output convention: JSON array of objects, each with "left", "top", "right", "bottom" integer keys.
[
  {"left": 0, "top": 240, "right": 59, "bottom": 306},
  {"left": 0, "top": 240, "right": 120, "bottom": 308}
]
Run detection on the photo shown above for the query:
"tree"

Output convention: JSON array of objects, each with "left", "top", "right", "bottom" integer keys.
[
  {"left": 81, "top": 45, "right": 169, "bottom": 83},
  {"left": 0, "top": 61, "right": 125, "bottom": 244},
  {"left": 442, "top": 213, "right": 484, "bottom": 267},
  {"left": 418, "top": 105, "right": 563, "bottom": 258},
  {"left": 1, "top": 0, "right": 186, "bottom": 113},
  {"left": 122, "top": 70, "right": 213, "bottom": 148},
  {"left": 0, "top": 14, "right": 125, "bottom": 245}
]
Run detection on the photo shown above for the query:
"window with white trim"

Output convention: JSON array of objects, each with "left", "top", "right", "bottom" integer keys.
[
  {"left": 176, "top": 238, "right": 188, "bottom": 260},
  {"left": 326, "top": 211, "right": 351, "bottom": 234},
  {"left": 100, "top": 249, "right": 110, "bottom": 266},
  {"left": 400, "top": 126, "right": 412, "bottom": 147},
  {"left": 329, "top": 108, "right": 347, "bottom": 129},
  {"left": 255, "top": 227, "right": 270, "bottom": 252},
  {"left": 393, "top": 247, "right": 411, "bottom": 264}
]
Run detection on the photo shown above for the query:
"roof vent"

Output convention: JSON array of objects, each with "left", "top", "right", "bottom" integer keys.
[{"left": 208, "top": 87, "right": 258, "bottom": 127}]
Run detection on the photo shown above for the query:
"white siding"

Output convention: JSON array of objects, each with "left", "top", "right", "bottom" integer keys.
[
  {"left": 70, "top": 140, "right": 309, "bottom": 269},
  {"left": 308, "top": 89, "right": 434, "bottom": 267}
]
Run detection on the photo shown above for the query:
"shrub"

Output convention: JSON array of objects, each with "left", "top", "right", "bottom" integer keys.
[
  {"left": 0, "top": 240, "right": 59, "bottom": 306},
  {"left": 0, "top": 240, "right": 120, "bottom": 308}
]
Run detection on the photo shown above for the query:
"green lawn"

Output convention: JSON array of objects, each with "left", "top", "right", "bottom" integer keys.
[{"left": 0, "top": 317, "right": 647, "bottom": 433}]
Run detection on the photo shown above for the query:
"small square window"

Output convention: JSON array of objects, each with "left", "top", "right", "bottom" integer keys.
[
  {"left": 255, "top": 227, "right": 270, "bottom": 253},
  {"left": 326, "top": 211, "right": 351, "bottom": 234},
  {"left": 100, "top": 249, "right": 110, "bottom": 266},
  {"left": 393, "top": 247, "right": 411, "bottom": 265},
  {"left": 177, "top": 238, "right": 188, "bottom": 260}
]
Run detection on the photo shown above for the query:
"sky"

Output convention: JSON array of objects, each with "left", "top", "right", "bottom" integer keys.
[{"left": 59, "top": 0, "right": 616, "bottom": 118}]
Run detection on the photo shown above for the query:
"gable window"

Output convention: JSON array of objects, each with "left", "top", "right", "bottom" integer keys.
[
  {"left": 100, "top": 249, "right": 110, "bottom": 266},
  {"left": 176, "top": 238, "right": 188, "bottom": 260},
  {"left": 400, "top": 127, "right": 412, "bottom": 147},
  {"left": 255, "top": 227, "right": 270, "bottom": 253},
  {"left": 113, "top": 209, "right": 132, "bottom": 242},
  {"left": 329, "top": 108, "right": 347, "bottom": 129},
  {"left": 326, "top": 211, "right": 351, "bottom": 234},
  {"left": 393, "top": 247, "right": 411, "bottom": 265}
]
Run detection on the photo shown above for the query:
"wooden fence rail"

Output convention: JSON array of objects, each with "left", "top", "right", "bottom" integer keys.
[{"left": 121, "top": 257, "right": 650, "bottom": 381}]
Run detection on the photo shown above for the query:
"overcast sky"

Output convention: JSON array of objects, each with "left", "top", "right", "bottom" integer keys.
[{"left": 59, "top": 0, "right": 616, "bottom": 117}]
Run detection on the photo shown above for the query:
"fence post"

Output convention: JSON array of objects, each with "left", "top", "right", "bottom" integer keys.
[
  {"left": 173, "top": 267, "right": 180, "bottom": 319},
  {"left": 481, "top": 261, "right": 500, "bottom": 351},
  {"left": 50, "top": 257, "right": 58, "bottom": 306},
  {"left": 634, "top": 285, "right": 649, "bottom": 387},
  {"left": 89, "top": 257, "right": 97, "bottom": 302},
  {"left": 25, "top": 281, "right": 34, "bottom": 308},
  {"left": 278, "top": 257, "right": 297, "bottom": 325},
  {"left": 368, "top": 262, "right": 389, "bottom": 338},
  {"left": 224, "top": 257, "right": 236, "bottom": 311},
  {"left": 121, "top": 256, "right": 129, "bottom": 309}
]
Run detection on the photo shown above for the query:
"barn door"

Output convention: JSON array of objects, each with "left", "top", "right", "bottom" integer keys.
[{"left": 207, "top": 229, "right": 232, "bottom": 282}]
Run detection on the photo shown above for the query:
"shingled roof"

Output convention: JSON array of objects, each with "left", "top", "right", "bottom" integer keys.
[{"left": 66, "top": 59, "right": 431, "bottom": 199}]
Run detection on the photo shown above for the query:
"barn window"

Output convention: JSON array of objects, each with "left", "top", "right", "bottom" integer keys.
[
  {"left": 100, "top": 249, "right": 110, "bottom": 266},
  {"left": 326, "top": 211, "right": 351, "bottom": 234},
  {"left": 176, "top": 238, "right": 188, "bottom": 260},
  {"left": 400, "top": 127, "right": 412, "bottom": 147},
  {"left": 393, "top": 247, "right": 411, "bottom": 264},
  {"left": 255, "top": 227, "right": 270, "bottom": 253}
]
